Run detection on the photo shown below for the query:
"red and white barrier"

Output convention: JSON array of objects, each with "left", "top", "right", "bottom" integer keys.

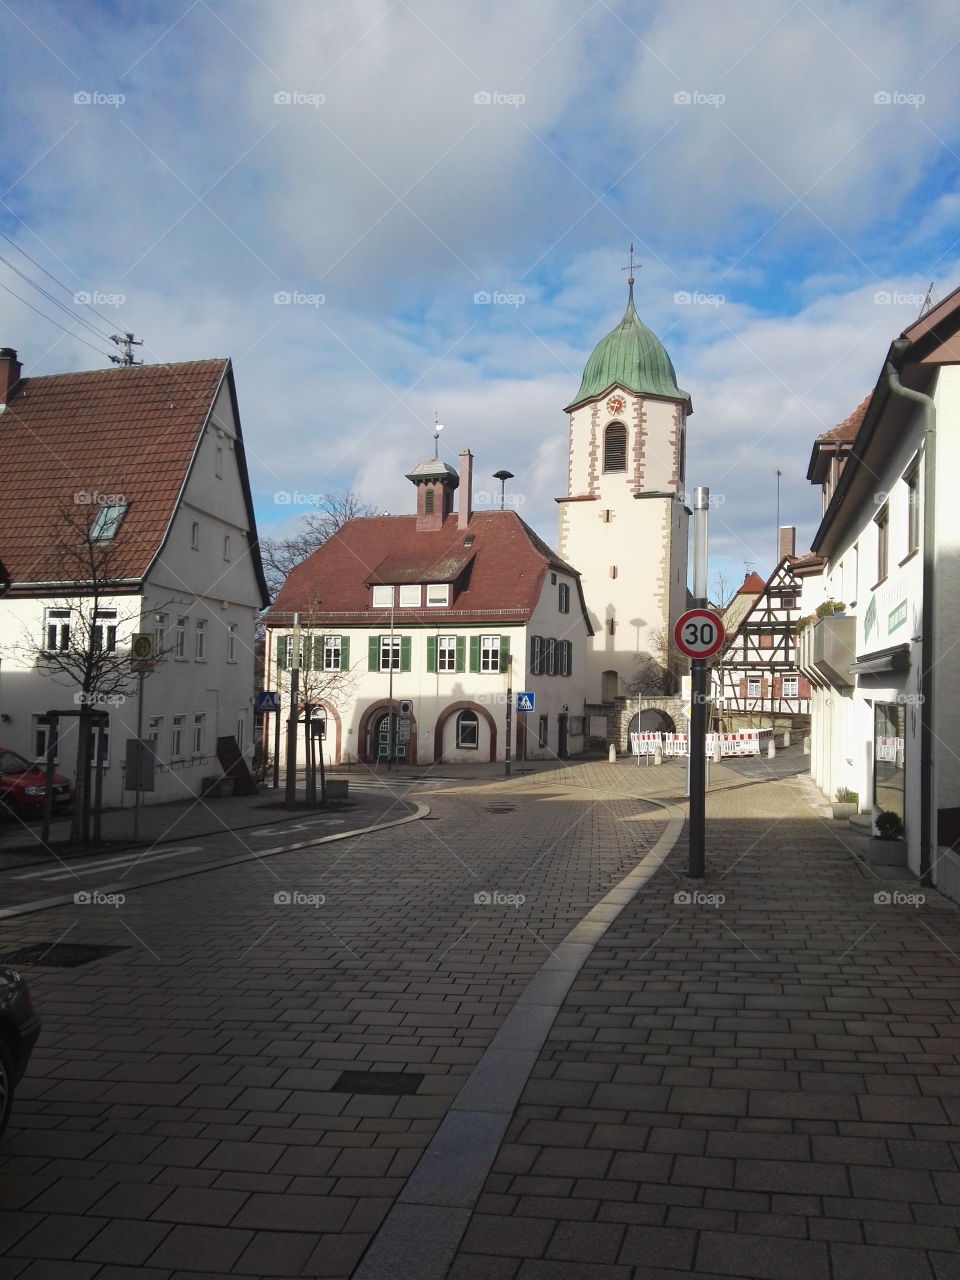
[{"left": 631, "top": 728, "right": 774, "bottom": 759}]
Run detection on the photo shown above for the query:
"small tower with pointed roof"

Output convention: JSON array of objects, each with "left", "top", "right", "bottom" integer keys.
[{"left": 557, "top": 261, "right": 692, "bottom": 704}]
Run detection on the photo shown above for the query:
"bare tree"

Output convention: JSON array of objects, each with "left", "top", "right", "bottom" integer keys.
[
  {"left": 13, "top": 504, "right": 144, "bottom": 843},
  {"left": 625, "top": 625, "right": 682, "bottom": 697},
  {"left": 260, "top": 492, "right": 376, "bottom": 597}
]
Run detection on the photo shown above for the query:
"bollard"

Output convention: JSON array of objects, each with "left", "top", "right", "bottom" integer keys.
[
  {"left": 783, "top": 730, "right": 791, "bottom": 747},
  {"left": 608, "top": 743, "right": 616, "bottom": 763},
  {"left": 654, "top": 743, "right": 663, "bottom": 766},
  {"left": 712, "top": 738, "right": 721, "bottom": 764},
  {"left": 767, "top": 737, "right": 776, "bottom": 759},
  {"left": 803, "top": 735, "right": 810, "bottom": 755}
]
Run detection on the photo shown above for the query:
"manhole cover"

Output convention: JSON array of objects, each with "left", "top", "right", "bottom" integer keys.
[
  {"left": 0, "top": 943, "right": 131, "bottom": 968},
  {"left": 331, "top": 1071, "right": 424, "bottom": 1096},
  {"left": 486, "top": 805, "right": 516, "bottom": 814}
]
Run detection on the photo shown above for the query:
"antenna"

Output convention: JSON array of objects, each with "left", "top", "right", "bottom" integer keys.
[
  {"left": 109, "top": 332, "right": 143, "bottom": 366},
  {"left": 433, "top": 412, "right": 443, "bottom": 459},
  {"left": 920, "top": 282, "right": 939, "bottom": 317}
]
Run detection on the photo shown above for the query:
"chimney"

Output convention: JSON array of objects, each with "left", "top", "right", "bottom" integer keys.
[
  {"left": 779, "top": 525, "right": 796, "bottom": 560},
  {"left": 458, "top": 449, "right": 473, "bottom": 529},
  {"left": 0, "top": 348, "right": 22, "bottom": 408}
]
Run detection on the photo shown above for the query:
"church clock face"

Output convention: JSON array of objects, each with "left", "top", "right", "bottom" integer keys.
[{"left": 606, "top": 394, "right": 626, "bottom": 416}]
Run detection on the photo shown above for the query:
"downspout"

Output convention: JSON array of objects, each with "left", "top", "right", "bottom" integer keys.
[{"left": 885, "top": 351, "right": 935, "bottom": 886}]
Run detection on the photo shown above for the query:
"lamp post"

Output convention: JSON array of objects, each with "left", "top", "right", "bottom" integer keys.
[{"left": 284, "top": 613, "right": 301, "bottom": 809}]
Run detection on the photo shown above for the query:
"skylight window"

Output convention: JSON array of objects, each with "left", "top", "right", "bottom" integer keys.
[{"left": 90, "top": 501, "right": 128, "bottom": 542}]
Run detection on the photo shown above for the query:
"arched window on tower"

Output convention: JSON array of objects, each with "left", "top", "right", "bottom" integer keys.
[{"left": 603, "top": 423, "right": 627, "bottom": 472}]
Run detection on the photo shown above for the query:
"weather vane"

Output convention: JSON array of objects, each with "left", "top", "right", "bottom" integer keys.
[{"left": 622, "top": 243, "right": 640, "bottom": 286}]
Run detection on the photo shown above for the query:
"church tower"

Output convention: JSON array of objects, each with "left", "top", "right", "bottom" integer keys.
[{"left": 557, "top": 270, "right": 691, "bottom": 704}]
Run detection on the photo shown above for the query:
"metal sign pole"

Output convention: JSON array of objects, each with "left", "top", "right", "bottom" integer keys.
[
  {"left": 273, "top": 700, "right": 281, "bottom": 790},
  {"left": 505, "top": 656, "right": 513, "bottom": 777},
  {"left": 133, "top": 670, "right": 145, "bottom": 841},
  {"left": 285, "top": 615, "right": 301, "bottom": 809},
  {"left": 689, "top": 487, "right": 710, "bottom": 879}
]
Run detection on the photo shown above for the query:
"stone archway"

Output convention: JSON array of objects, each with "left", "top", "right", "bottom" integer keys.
[
  {"left": 356, "top": 702, "right": 419, "bottom": 764},
  {"left": 433, "top": 701, "right": 498, "bottom": 764},
  {"left": 628, "top": 707, "right": 676, "bottom": 736}
]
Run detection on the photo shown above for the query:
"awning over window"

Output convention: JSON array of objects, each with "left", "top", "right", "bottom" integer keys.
[{"left": 849, "top": 643, "right": 911, "bottom": 676}]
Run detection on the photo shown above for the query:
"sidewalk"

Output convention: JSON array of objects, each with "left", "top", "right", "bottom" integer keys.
[{"left": 431, "top": 765, "right": 960, "bottom": 1279}]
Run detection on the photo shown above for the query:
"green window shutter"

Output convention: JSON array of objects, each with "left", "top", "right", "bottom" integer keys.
[
  {"left": 499, "top": 635, "right": 510, "bottom": 673},
  {"left": 455, "top": 636, "right": 466, "bottom": 673},
  {"left": 276, "top": 634, "right": 288, "bottom": 670},
  {"left": 300, "top": 635, "right": 311, "bottom": 670},
  {"left": 312, "top": 636, "right": 323, "bottom": 670},
  {"left": 469, "top": 635, "right": 480, "bottom": 673},
  {"left": 339, "top": 636, "right": 350, "bottom": 671},
  {"left": 426, "top": 635, "right": 437, "bottom": 673},
  {"left": 566, "top": 640, "right": 573, "bottom": 676},
  {"left": 368, "top": 635, "right": 380, "bottom": 671},
  {"left": 400, "top": 636, "right": 411, "bottom": 672}
]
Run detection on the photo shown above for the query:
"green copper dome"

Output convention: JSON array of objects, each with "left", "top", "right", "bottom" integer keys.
[{"left": 569, "top": 284, "right": 690, "bottom": 409}]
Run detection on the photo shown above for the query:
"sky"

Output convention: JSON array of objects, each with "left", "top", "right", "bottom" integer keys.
[{"left": 2, "top": 0, "right": 959, "bottom": 596}]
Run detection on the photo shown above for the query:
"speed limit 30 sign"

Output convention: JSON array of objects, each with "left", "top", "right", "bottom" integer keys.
[{"left": 674, "top": 608, "right": 725, "bottom": 659}]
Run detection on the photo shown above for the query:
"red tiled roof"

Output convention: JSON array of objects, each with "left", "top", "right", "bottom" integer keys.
[
  {"left": 267, "top": 511, "right": 581, "bottom": 624},
  {"left": 738, "top": 571, "right": 766, "bottom": 595},
  {"left": 818, "top": 395, "right": 870, "bottom": 443},
  {"left": 0, "top": 360, "right": 229, "bottom": 585}
]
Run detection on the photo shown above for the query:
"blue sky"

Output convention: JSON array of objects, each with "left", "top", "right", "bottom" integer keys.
[{"left": 2, "top": 0, "right": 959, "bottom": 595}]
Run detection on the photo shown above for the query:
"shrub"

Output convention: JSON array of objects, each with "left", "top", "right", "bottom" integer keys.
[
  {"left": 875, "top": 810, "right": 904, "bottom": 840},
  {"left": 835, "top": 787, "right": 858, "bottom": 804}
]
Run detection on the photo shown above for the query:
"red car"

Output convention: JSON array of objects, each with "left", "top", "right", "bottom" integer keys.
[{"left": 0, "top": 748, "right": 73, "bottom": 818}]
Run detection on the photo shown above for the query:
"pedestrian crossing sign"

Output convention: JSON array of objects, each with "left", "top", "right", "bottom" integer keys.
[{"left": 517, "top": 692, "right": 535, "bottom": 712}]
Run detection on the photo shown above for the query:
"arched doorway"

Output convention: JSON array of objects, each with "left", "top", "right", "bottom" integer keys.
[
  {"left": 433, "top": 701, "right": 498, "bottom": 764},
  {"left": 357, "top": 703, "right": 418, "bottom": 764},
  {"left": 628, "top": 707, "right": 676, "bottom": 736}
]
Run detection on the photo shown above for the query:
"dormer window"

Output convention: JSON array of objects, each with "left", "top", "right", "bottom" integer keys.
[
  {"left": 426, "top": 583, "right": 449, "bottom": 607},
  {"left": 399, "top": 584, "right": 421, "bottom": 607},
  {"left": 90, "top": 501, "right": 128, "bottom": 542},
  {"left": 372, "top": 585, "right": 393, "bottom": 607}
]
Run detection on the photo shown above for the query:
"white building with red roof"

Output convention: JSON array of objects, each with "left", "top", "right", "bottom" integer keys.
[
  {"left": 0, "top": 347, "right": 269, "bottom": 808},
  {"left": 264, "top": 450, "right": 592, "bottom": 765}
]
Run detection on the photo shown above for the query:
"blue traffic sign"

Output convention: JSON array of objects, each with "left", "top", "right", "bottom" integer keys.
[
  {"left": 517, "top": 692, "right": 535, "bottom": 713},
  {"left": 256, "top": 690, "right": 280, "bottom": 714}
]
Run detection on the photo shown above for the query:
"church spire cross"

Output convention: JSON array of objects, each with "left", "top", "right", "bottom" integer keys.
[{"left": 621, "top": 243, "right": 640, "bottom": 287}]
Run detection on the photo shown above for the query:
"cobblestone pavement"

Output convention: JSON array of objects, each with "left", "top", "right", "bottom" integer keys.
[
  {"left": 0, "top": 763, "right": 666, "bottom": 1278},
  {"left": 446, "top": 768, "right": 960, "bottom": 1280}
]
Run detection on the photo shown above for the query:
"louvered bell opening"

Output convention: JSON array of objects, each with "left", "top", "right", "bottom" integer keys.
[{"left": 603, "top": 423, "right": 627, "bottom": 472}]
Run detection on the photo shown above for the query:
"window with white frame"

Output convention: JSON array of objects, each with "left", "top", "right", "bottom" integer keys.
[
  {"left": 227, "top": 623, "right": 238, "bottom": 663},
  {"left": 530, "top": 634, "right": 543, "bottom": 675},
  {"left": 92, "top": 609, "right": 117, "bottom": 653},
  {"left": 236, "top": 714, "right": 245, "bottom": 750},
  {"left": 438, "top": 635, "right": 456, "bottom": 672},
  {"left": 480, "top": 635, "right": 500, "bottom": 672},
  {"left": 33, "top": 715, "right": 59, "bottom": 763},
  {"left": 154, "top": 612, "right": 167, "bottom": 657},
  {"left": 399, "top": 584, "right": 421, "bottom": 607},
  {"left": 147, "top": 716, "right": 163, "bottom": 759},
  {"left": 89, "top": 723, "right": 110, "bottom": 768},
  {"left": 558, "top": 582, "right": 570, "bottom": 613},
  {"left": 175, "top": 616, "right": 187, "bottom": 658},
  {"left": 875, "top": 505, "right": 889, "bottom": 582},
  {"left": 223, "top": 534, "right": 231, "bottom": 561},
  {"left": 192, "top": 713, "right": 205, "bottom": 755},
  {"left": 195, "top": 619, "right": 206, "bottom": 660},
  {"left": 747, "top": 677, "right": 761, "bottom": 698},
  {"left": 545, "top": 638, "right": 557, "bottom": 676},
  {"left": 323, "top": 635, "right": 341, "bottom": 670},
  {"left": 380, "top": 635, "right": 401, "bottom": 670},
  {"left": 426, "top": 583, "right": 449, "bottom": 606},
  {"left": 171, "top": 714, "right": 185, "bottom": 759},
  {"left": 782, "top": 676, "right": 799, "bottom": 698},
  {"left": 372, "top": 584, "right": 393, "bottom": 607},
  {"left": 191, "top": 521, "right": 200, "bottom": 550},
  {"left": 559, "top": 639, "right": 571, "bottom": 676},
  {"left": 44, "top": 608, "right": 70, "bottom": 652},
  {"left": 456, "top": 710, "right": 479, "bottom": 749},
  {"left": 905, "top": 464, "right": 920, "bottom": 556},
  {"left": 90, "top": 501, "right": 127, "bottom": 542}
]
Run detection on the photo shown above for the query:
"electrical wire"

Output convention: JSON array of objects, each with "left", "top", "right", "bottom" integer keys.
[
  {"left": 0, "top": 227, "right": 124, "bottom": 336},
  {"left": 0, "top": 279, "right": 118, "bottom": 361}
]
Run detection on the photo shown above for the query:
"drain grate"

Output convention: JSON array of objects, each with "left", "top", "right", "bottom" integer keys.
[
  {"left": 331, "top": 1070, "right": 424, "bottom": 1096},
  {"left": 486, "top": 805, "right": 516, "bottom": 814},
  {"left": 0, "top": 942, "right": 131, "bottom": 968}
]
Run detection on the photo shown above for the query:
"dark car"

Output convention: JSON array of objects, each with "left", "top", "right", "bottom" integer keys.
[
  {"left": 0, "top": 965, "right": 41, "bottom": 1136},
  {"left": 0, "top": 748, "right": 73, "bottom": 818}
]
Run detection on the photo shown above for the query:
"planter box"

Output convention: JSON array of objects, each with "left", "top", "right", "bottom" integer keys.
[
  {"left": 832, "top": 802, "right": 858, "bottom": 820},
  {"left": 869, "top": 836, "right": 907, "bottom": 867},
  {"left": 325, "top": 780, "right": 349, "bottom": 801}
]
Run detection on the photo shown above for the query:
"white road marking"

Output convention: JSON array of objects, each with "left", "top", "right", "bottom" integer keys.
[{"left": 16, "top": 845, "right": 205, "bottom": 881}]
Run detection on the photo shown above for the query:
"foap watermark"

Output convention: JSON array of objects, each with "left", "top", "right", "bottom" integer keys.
[
  {"left": 74, "top": 489, "right": 125, "bottom": 506},
  {"left": 681, "top": 489, "right": 725, "bottom": 507},
  {"left": 274, "top": 889, "right": 325, "bottom": 907},
  {"left": 74, "top": 90, "right": 125, "bottom": 107},
  {"left": 874, "top": 91, "right": 924, "bottom": 108},
  {"left": 474, "top": 489, "right": 525, "bottom": 508},
  {"left": 473, "top": 90, "right": 525, "bottom": 108},
  {"left": 674, "top": 290, "right": 725, "bottom": 308},
  {"left": 74, "top": 691, "right": 126, "bottom": 707},
  {"left": 474, "top": 889, "right": 525, "bottom": 907},
  {"left": 473, "top": 290, "right": 526, "bottom": 307},
  {"left": 274, "top": 490, "right": 323, "bottom": 506},
  {"left": 74, "top": 290, "right": 125, "bottom": 308},
  {"left": 274, "top": 90, "right": 325, "bottom": 107},
  {"left": 674, "top": 889, "right": 725, "bottom": 907},
  {"left": 674, "top": 90, "right": 725, "bottom": 108},
  {"left": 874, "top": 291, "right": 927, "bottom": 307},
  {"left": 74, "top": 889, "right": 125, "bottom": 907},
  {"left": 874, "top": 889, "right": 925, "bottom": 907},
  {"left": 274, "top": 290, "right": 325, "bottom": 307}
]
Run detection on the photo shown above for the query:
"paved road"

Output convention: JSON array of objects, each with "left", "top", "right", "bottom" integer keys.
[{"left": 0, "top": 764, "right": 666, "bottom": 1278}]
